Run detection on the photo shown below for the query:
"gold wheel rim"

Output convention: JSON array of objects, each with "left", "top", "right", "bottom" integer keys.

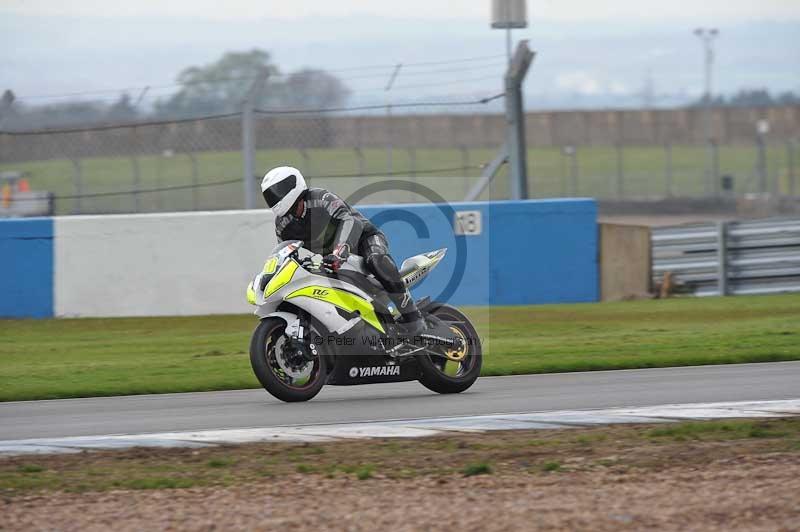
[{"left": 444, "top": 326, "right": 468, "bottom": 362}]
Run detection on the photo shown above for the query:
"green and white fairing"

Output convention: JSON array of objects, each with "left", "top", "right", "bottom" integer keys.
[{"left": 246, "top": 240, "right": 447, "bottom": 337}]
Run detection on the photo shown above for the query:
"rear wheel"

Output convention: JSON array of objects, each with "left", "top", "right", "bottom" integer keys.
[
  {"left": 417, "top": 304, "right": 482, "bottom": 394},
  {"left": 249, "top": 318, "right": 327, "bottom": 402}
]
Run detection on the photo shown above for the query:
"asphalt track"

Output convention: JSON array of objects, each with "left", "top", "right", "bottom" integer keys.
[{"left": 1, "top": 361, "right": 799, "bottom": 441}]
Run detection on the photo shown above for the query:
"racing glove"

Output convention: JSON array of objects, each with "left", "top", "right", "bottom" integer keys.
[{"left": 322, "top": 243, "right": 350, "bottom": 273}]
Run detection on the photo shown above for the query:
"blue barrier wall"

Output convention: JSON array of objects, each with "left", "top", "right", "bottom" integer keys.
[
  {"left": 0, "top": 199, "right": 596, "bottom": 318},
  {"left": 0, "top": 218, "right": 54, "bottom": 318},
  {"left": 359, "top": 198, "right": 598, "bottom": 306}
]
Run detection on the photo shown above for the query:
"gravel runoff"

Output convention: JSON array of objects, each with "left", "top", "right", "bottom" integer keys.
[{"left": 2, "top": 454, "right": 799, "bottom": 531}]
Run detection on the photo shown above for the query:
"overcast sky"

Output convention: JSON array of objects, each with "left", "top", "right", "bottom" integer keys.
[
  {"left": 4, "top": 0, "right": 800, "bottom": 22},
  {"left": 2, "top": 1, "right": 798, "bottom": 109}
]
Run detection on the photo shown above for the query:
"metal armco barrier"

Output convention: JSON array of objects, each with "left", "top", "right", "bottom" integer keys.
[
  {"left": 0, "top": 191, "right": 54, "bottom": 217},
  {"left": 652, "top": 218, "right": 800, "bottom": 296}
]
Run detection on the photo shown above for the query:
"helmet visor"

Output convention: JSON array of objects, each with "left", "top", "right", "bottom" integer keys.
[{"left": 263, "top": 175, "right": 297, "bottom": 208}]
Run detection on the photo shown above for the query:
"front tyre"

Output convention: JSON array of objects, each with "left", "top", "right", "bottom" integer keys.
[
  {"left": 249, "top": 318, "right": 327, "bottom": 402},
  {"left": 417, "top": 303, "right": 482, "bottom": 394}
]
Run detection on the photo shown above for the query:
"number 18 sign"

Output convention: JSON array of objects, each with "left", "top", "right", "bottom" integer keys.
[{"left": 453, "top": 210, "right": 482, "bottom": 236}]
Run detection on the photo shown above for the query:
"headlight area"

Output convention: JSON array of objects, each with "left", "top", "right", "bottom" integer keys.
[{"left": 246, "top": 282, "right": 256, "bottom": 305}]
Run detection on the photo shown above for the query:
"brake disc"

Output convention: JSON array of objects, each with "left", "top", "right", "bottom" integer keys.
[
  {"left": 273, "top": 336, "right": 313, "bottom": 380},
  {"left": 443, "top": 326, "right": 468, "bottom": 362}
]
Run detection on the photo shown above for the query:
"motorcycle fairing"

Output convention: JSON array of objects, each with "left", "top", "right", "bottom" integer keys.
[
  {"left": 247, "top": 241, "right": 448, "bottom": 338},
  {"left": 285, "top": 285, "right": 385, "bottom": 333}
]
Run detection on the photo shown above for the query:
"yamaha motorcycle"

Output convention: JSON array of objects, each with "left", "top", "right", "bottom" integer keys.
[{"left": 245, "top": 240, "right": 482, "bottom": 402}]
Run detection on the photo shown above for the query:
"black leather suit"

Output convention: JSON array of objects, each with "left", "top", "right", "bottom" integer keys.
[{"left": 274, "top": 188, "right": 417, "bottom": 318}]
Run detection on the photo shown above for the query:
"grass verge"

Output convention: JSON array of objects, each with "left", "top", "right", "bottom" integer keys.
[
  {"left": 0, "top": 294, "right": 798, "bottom": 401},
  {"left": 0, "top": 418, "right": 798, "bottom": 495},
  {"left": 4, "top": 144, "right": 788, "bottom": 215}
]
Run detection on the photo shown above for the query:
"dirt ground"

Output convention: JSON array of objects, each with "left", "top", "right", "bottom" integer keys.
[{"left": 2, "top": 419, "right": 799, "bottom": 531}]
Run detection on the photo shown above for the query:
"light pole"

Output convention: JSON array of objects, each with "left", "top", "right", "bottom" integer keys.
[
  {"left": 492, "top": 1, "right": 528, "bottom": 68},
  {"left": 492, "top": 0, "right": 530, "bottom": 199},
  {"left": 694, "top": 27, "right": 719, "bottom": 195}
]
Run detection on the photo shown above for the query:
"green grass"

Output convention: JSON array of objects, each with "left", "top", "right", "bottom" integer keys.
[
  {"left": 354, "top": 465, "right": 374, "bottom": 480},
  {"left": 541, "top": 461, "right": 562, "bottom": 472},
  {"left": 295, "top": 463, "right": 315, "bottom": 474},
  {"left": 17, "top": 464, "right": 44, "bottom": 474},
  {"left": 206, "top": 458, "right": 234, "bottom": 468},
  {"left": 647, "top": 420, "right": 790, "bottom": 441},
  {"left": 1, "top": 418, "right": 797, "bottom": 495},
  {"left": 461, "top": 462, "right": 492, "bottom": 477},
  {"left": 0, "top": 294, "right": 798, "bottom": 401},
  {"left": 123, "top": 477, "right": 197, "bottom": 490},
  {"left": 2, "top": 144, "right": 793, "bottom": 215}
]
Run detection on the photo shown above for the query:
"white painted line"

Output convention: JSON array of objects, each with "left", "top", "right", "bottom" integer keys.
[{"left": 1, "top": 399, "right": 797, "bottom": 456}]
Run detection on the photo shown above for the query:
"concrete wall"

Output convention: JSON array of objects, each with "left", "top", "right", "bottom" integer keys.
[
  {"left": 2, "top": 105, "right": 798, "bottom": 164},
  {"left": 54, "top": 211, "right": 277, "bottom": 317},
  {"left": 599, "top": 223, "right": 652, "bottom": 301},
  {"left": 1, "top": 199, "right": 598, "bottom": 318}
]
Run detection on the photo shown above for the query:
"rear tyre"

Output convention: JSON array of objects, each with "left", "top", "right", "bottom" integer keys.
[
  {"left": 249, "top": 318, "right": 327, "bottom": 402},
  {"left": 417, "top": 303, "right": 482, "bottom": 394}
]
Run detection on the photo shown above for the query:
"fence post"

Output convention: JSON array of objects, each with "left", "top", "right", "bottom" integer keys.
[
  {"left": 299, "top": 149, "right": 313, "bottom": 182},
  {"left": 241, "top": 106, "right": 256, "bottom": 209},
  {"left": 130, "top": 156, "right": 141, "bottom": 213},
  {"left": 408, "top": 147, "right": 419, "bottom": 203},
  {"left": 242, "top": 69, "right": 268, "bottom": 210},
  {"left": 711, "top": 140, "right": 720, "bottom": 196},
  {"left": 789, "top": 139, "right": 797, "bottom": 197},
  {"left": 71, "top": 158, "right": 83, "bottom": 215},
  {"left": 354, "top": 147, "right": 365, "bottom": 176},
  {"left": 407, "top": 147, "right": 417, "bottom": 177},
  {"left": 664, "top": 142, "right": 673, "bottom": 197},
  {"left": 386, "top": 103, "right": 393, "bottom": 176},
  {"left": 187, "top": 151, "right": 199, "bottom": 211},
  {"left": 505, "top": 41, "right": 535, "bottom": 200},
  {"left": 756, "top": 130, "right": 768, "bottom": 194},
  {"left": 155, "top": 153, "right": 164, "bottom": 212},
  {"left": 570, "top": 146, "right": 578, "bottom": 196},
  {"left": 560, "top": 146, "right": 577, "bottom": 196},
  {"left": 717, "top": 221, "right": 729, "bottom": 296},
  {"left": 459, "top": 145, "right": 470, "bottom": 175},
  {"left": 615, "top": 142, "right": 624, "bottom": 198}
]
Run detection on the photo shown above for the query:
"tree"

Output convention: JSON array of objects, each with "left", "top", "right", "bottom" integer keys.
[
  {"left": 0, "top": 89, "right": 16, "bottom": 127},
  {"left": 691, "top": 88, "right": 800, "bottom": 108},
  {"left": 1, "top": 89, "right": 14, "bottom": 108},
  {"left": 154, "top": 49, "right": 351, "bottom": 118},
  {"left": 274, "top": 69, "right": 351, "bottom": 110},
  {"left": 106, "top": 93, "right": 138, "bottom": 122},
  {"left": 728, "top": 89, "right": 774, "bottom": 107},
  {"left": 155, "top": 49, "right": 279, "bottom": 117},
  {"left": 776, "top": 91, "right": 800, "bottom": 105}
]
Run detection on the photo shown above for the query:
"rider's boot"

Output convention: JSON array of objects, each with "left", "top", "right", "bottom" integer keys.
[{"left": 393, "top": 291, "right": 427, "bottom": 337}]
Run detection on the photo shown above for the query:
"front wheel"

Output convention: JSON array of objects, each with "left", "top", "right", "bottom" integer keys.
[
  {"left": 417, "top": 303, "right": 482, "bottom": 394},
  {"left": 249, "top": 318, "right": 327, "bottom": 402}
]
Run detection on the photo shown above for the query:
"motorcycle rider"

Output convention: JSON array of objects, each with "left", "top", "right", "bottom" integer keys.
[{"left": 261, "top": 166, "right": 426, "bottom": 335}]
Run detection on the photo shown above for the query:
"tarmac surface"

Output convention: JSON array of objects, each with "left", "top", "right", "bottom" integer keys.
[{"left": 1, "top": 361, "right": 798, "bottom": 441}]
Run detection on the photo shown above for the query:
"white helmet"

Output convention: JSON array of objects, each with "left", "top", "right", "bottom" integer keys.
[{"left": 260, "top": 166, "right": 307, "bottom": 217}]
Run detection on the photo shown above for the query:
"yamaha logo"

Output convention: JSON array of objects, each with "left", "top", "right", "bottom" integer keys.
[{"left": 350, "top": 366, "right": 401, "bottom": 378}]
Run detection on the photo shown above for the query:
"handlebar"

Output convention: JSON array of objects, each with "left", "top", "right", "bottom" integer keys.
[
  {"left": 299, "top": 256, "right": 323, "bottom": 273},
  {"left": 297, "top": 251, "right": 365, "bottom": 274}
]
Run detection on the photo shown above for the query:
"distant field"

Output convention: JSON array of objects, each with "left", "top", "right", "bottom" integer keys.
[
  {"left": 1, "top": 294, "right": 798, "bottom": 401},
  {"left": 1, "top": 144, "right": 792, "bottom": 215}
]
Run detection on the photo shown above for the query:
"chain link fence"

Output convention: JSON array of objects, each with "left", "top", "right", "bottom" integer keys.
[{"left": 1, "top": 100, "right": 798, "bottom": 216}]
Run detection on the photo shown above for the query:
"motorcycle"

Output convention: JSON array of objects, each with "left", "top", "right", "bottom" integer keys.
[{"left": 245, "top": 240, "right": 482, "bottom": 402}]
